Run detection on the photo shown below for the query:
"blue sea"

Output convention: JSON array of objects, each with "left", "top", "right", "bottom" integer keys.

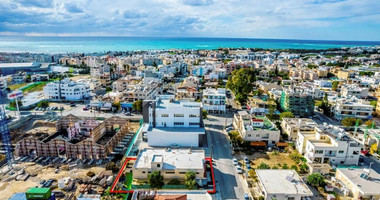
[{"left": 0, "top": 36, "right": 379, "bottom": 54}]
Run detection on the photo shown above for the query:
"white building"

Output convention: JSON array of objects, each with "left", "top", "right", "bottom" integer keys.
[
  {"left": 297, "top": 124, "right": 361, "bottom": 165},
  {"left": 281, "top": 118, "right": 318, "bottom": 141},
  {"left": 202, "top": 88, "right": 226, "bottom": 114},
  {"left": 336, "top": 168, "right": 380, "bottom": 199},
  {"left": 330, "top": 96, "right": 374, "bottom": 120},
  {"left": 256, "top": 169, "right": 313, "bottom": 200},
  {"left": 0, "top": 76, "right": 7, "bottom": 93},
  {"left": 340, "top": 84, "right": 369, "bottom": 99},
  {"left": 43, "top": 78, "right": 90, "bottom": 101},
  {"left": 133, "top": 148, "right": 205, "bottom": 180},
  {"left": 142, "top": 95, "right": 205, "bottom": 147},
  {"left": 233, "top": 111, "right": 280, "bottom": 147}
]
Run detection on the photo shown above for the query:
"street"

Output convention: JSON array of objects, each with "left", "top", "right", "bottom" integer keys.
[{"left": 205, "top": 114, "right": 247, "bottom": 200}]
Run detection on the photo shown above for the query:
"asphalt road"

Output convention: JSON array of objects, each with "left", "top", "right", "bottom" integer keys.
[
  {"left": 361, "top": 155, "right": 380, "bottom": 173},
  {"left": 205, "top": 114, "right": 246, "bottom": 200}
]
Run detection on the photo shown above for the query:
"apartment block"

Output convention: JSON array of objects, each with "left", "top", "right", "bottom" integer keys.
[
  {"left": 233, "top": 111, "right": 280, "bottom": 147},
  {"left": 281, "top": 118, "right": 318, "bottom": 141},
  {"left": 341, "top": 84, "right": 369, "bottom": 98},
  {"left": 202, "top": 88, "right": 226, "bottom": 114},
  {"left": 280, "top": 87, "right": 315, "bottom": 118},
  {"left": 142, "top": 95, "right": 205, "bottom": 147},
  {"left": 297, "top": 124, "right": 360, "bottom": 165},
  {"left": 43, "top": 78, "right": 90, "bottom": 101},
  {"left": 330, "top": 96, "right": 373, "bottom": 120}
]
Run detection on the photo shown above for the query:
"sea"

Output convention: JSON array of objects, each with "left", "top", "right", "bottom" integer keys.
[{"left": 0, "top": 36, "right": 379, "bottom": 54}]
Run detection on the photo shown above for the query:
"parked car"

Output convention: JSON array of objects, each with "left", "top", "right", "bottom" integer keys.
[
  {"left": 232, "top": 158, "right": 238, "bottom": 166},
  {"left": 83, "top": 107, "right": 89, "bottom": 111},
  {"left": 246, "top": 164, "right": 251, "bottom": 170},
  {"left": 244, "top": 193, "right": 250, "bottom": 200},
  {"left": 236, "top": 165, "right": 243, "bottom": 174},
  {"left": 244, "top": 157, "right": 249, "bottom": 164}
]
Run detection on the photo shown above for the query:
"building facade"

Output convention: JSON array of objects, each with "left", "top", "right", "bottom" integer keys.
[
  {"left": 202, "top": 88, "right": 226, "bottom": 114},
  {"left": 43, "top": 78, "right": 90, "bottom": 101}
]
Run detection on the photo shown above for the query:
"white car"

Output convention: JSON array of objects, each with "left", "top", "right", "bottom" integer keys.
[
  {"left": 232, "top": 158, "right": 238, "bottom": 166},
  {"left": 236, "top": 165, "right": 243, "bottom": 174}
]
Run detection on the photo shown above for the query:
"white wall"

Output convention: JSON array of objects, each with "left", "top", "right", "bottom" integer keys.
[{"left": 147, "top": 131, "right": 199, "bottom": 147}]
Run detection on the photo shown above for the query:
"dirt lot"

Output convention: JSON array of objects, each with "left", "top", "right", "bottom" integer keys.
[
  {"left": 70, "top": 75, "right": 90, "bottom": 81},
  {"left": 129, "top": 122, "right": 140, "bottom": 133},
  {"left": 0, "top": 162, "right": 107, "bottom": 200},
  {"left": 236, "top": 151, "right": 298, "bottom": 169},
  {"left": 11, "top": 119, "right": 56, "bottom": 142}
]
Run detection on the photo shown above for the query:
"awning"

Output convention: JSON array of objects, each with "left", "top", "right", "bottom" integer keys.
[
  {"left": 276, "top": 142, "right": 289, "bottom": 147},
  {"left": 250, "top": 141, "right": 267, "bottom": 146}
]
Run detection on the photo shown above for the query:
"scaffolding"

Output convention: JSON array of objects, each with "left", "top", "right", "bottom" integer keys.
[{"left": 0, "top": 91, "right": 13, "bottom": 166}]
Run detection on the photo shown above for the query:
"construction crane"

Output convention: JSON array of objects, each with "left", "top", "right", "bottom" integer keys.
[{"left": 0, "top": 90, "right": 13, "bottom": 167}]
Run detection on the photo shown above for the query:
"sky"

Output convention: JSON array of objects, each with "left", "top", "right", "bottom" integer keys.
[{"left": 0, "top": 0, "right": 379, "bottom": 41}]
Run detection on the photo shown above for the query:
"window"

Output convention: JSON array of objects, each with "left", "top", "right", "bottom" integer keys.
[
  {"left": 315, "top": 150, "right": 323, "bottom": 154},
  {"left": 161, "top": 114, "right": 169, "bottom": 117},
  {"left": 189, "top": 123, "right": 200, "bottom": 126},
  {"left": 353, "top": 151, "right": 359, "bottom": 155},
  {"left": 174, "top": 114, "right": 184, "bottom": 117},
  {"left": 338, "top": 150, "right": 344, "bottom": 154},
  {"left": 189, "top": 114, "right": 198, "bottom": 118},
  {"left": 174, "top": 122, "right": 184, "bottom": 125},
  {"left": 165, "top": 171, "right": 175, "bottom": 174},
  {"left": 157, "top": 164, "right": 160, "bottom": 167},
  {"left": 248, "top": 134, "right": 251, "bottom": 137},
  {"left": 142, "top": 171, "right": 146, "bottom": 173},
  {"left": 179, "top": 172, "right": 186, "bottom": 174}
]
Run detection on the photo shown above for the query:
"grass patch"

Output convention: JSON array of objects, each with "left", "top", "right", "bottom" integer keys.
[
  {"left": 8, "top": 83, "right": 28, "bottom": 90},
  {"left": 251, "top": 152, "right": 298, "bottom": 169},
  {"left": 21, "top": 82, "right": 48, "bottom": 93}
]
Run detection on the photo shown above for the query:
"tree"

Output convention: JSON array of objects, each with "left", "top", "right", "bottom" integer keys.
[
  {"left": 9, "top": 100, "right": 22, "bottom": 108},
  {"left": 185, "top": 171, "right": 197, "bottom": 189},
  {"left": 282, "top": 163, "right": 289, "bottom": 169},
  {"left": 132, "top": 100, "right": 143, "bottom": 112},
  {"left": 37, "top": 100, "right": 49, "bottom": 108},
  {"left": 257, "top": 162, "right": 270, "bottom": 169},
  {"left": 279, "top": 111, "right": 294, "bottom": 120},
  {"left": 364, "top": 120, "right": 376, "bottom": 128},
  {"left": 228, "top": 130, "right": 243, "bottom": 145},
  {"left": 290, "top": 152, "right": 302, "bottom": 164},
  {"left": 147, "top": 171, "right": 164, "bottom": 189},
  {"left": 341, "top": 117, "right": 362, "bottom": 127},
  {"left": 319, "top": 93, "right": 332, "bottom": 117},
  {"left": 202, "top": 110, "right": 208, "bottom": 119},
  {"left": 299, "top": 163, "right": 309, "bottom": 174},
  {"left": 226, "top": 68, "right": 256, "bottom": 104},
  {"left": 307, "top": 173, "right": 326, "bottom": 187},
  {"left": 332, "top": 81, "right": 339, "bottom": 91},
  {"left": 290, "top": 165, "right": 298, "bottom": 172},
  {"left": 112, "top": 101, "right": 121, "bottom": 111}
]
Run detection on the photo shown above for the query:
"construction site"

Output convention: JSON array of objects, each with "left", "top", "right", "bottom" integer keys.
[{"left": 15, "top": 114, "right": 134, "bottom": 159}]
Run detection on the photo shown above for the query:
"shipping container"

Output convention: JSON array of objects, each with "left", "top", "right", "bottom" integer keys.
[{"left": 26, "top": 187, "right": 51, "bottom": 200}]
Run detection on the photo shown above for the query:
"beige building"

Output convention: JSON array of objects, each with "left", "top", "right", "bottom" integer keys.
[
  {"left": 133, "top": 148, "right": 205, "bottom": 180},
  {"left": 337, "top": 70, "right": 355, "bottom": 80},
  {"left": 281, "top": 118, "right": 318, "bottom": 141},
  {"left": 336, "top": 168, "right": 380, "bottom": 199}
]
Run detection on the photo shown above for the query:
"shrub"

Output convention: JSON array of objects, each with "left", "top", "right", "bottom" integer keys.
[
  {"left": 185, "top": 171, "right": 197, "bottom": 189},
  {"left": 148, "top": 171, "right": 164, "bottom": 189},
  {"left": 168, "top": 179, "right": 181, "bottom": 185},
  {"left": 86, "top": 171, "right": 95, "bottom": 177},
  {"left": 307, "top": 173, "right": 326, "bottom": 187},
  {"left": 257, "top": 162, "right": 270, "bottom": 169}
]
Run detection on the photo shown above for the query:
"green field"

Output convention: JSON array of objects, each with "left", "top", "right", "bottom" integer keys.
[
  {"left": 8, "top": 83, "right": 28, "bottom": 90},
  {"left": 21, "top": 82, "right": 49, "bottom": 93}
]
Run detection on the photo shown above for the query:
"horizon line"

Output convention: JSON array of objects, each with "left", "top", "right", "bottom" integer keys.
[{"left": 2, "top": 35, "right": 380, "bottom": 43}]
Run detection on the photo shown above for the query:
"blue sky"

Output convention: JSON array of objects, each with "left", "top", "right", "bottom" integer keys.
[{"left": 0, "top": 0, "right": 379, "bottom": 41}]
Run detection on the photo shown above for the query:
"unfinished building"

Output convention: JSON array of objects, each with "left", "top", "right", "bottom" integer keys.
[{"left": 15, "top": 114, "right": 132, "bottom": 159}]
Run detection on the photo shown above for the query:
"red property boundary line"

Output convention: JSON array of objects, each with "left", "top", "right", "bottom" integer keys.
[{"left": 110, "top": 157, "right": 216, "bottom": 194}]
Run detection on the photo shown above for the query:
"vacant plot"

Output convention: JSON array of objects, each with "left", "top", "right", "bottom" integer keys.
[
  {"left": 8, "top": 83, "right": 28, "bottom": 90},
  {"left": 250, "top": 152, "right": 298, "bottom": 169},
  {"left": 21, "top": 82, "right": 49, "bottom": 93}
]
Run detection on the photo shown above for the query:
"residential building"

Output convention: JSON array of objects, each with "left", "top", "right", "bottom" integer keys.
[
  {"left": 330, "top": 96, "right": 373, "bottom": 120},
  {"left": 133, "top": 148, "right": 205, "bottom": 180},
  {"left": 233, "top": 111, "right": 280, "bottom": 147},
  {"left": 142, "top": 95, "right": 205, "bottom": 147},
  {"left": 120, "top": 81, "right": 161, "bottom": 102},
  {"left": 43, "top": 78, "right": 90, "bottom": 101},
  {"left": 280, "top": 87, "right": 315, "bottom": 118},
  {"left": 31, "top": 74, "right": 49, "bottom": 82},
  {"left": 340, "top": 84, "right": 369, "bottom": 98},
  {"left": 202, "top": 88, "right": 226, "bottom": 114},
  {"left": 336, "top": 168, "right": 380, "bottom": 199},
  {"left": 337, "top": 70, "right": 355, "bottom": 80},
  {"left": 297, "top": 123, "right": 361, "bottom": 165},
  {"left": 247, "top": 97, "right": 276, "bottom": 117},
  {"left": 281, "top": 118, "right": 318, "bottom": 141},
  {"left": 255, "top": 169, "right": 313, "bottom": 200},
  {"left": 176, "top": 86, "right": 201, "bottom": 101},
  {"left": 11, "top": 72, "right": 27, "bottom": 83},
  {"left": 0, "top": 76, "right": 7, "bottom": 93}
]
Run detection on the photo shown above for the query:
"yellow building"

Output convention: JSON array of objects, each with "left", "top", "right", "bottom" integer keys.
[{"left": 337, "top": 70, "right": 355, "bottom": 80}]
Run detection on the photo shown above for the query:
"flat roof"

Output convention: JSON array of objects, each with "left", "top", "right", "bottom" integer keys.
[
  {"left": 147, "top": 127, "right": 205, "bottom": 135},
  {"left": 256, "top": 169, "right": 313, "bottom": 196},
  {"left": 0, "top": 62, "right": 41, "bottom": 68},
  {"left": 134, "top": 148, "right": 205, "bottom": 170},
  {"left": 337, "top": 168, "right": 380, "bottom": 195}
]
